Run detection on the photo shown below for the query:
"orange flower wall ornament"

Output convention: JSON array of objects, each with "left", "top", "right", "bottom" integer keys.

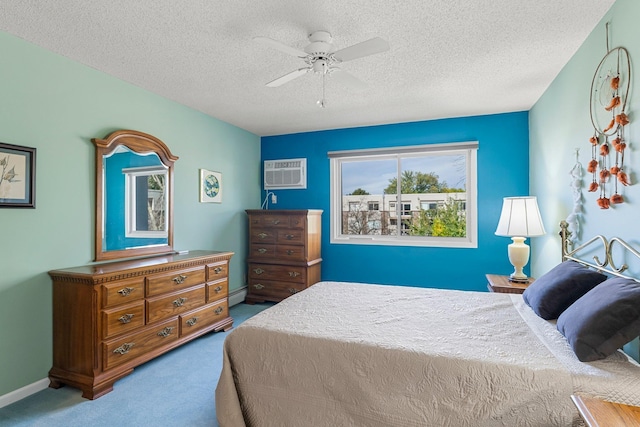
[{"left": 587, "top": 25, "right": 632, "bottom": 209}]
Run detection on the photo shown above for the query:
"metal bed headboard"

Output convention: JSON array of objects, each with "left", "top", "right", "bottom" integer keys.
[{"left": 559, "top": 220, "right": 640, "bottom": 282}]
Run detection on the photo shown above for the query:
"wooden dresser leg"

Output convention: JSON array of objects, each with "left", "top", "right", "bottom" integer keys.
[
  {"left": 48, "top": 378, "right": 63, "bottom": 389},
  {"left": 82, "top": 383, "right": 114, "bottom": 400}
]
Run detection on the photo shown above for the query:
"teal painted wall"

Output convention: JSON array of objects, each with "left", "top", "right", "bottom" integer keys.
[
  {"left": 530, "top": 0, "right": 639, "bottom": 360},
  {"left": 0, "top": 31, "right": 261, "bottom": 396},
  {"left": 530, "top": 0, "right": 640, "bottom": 279},
  {"left": 261, "top": 112, "right": 530, "bottom": 290}
]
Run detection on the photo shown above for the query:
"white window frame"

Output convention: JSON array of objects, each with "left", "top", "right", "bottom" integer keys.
[
  {"left": 329, "top": 142, "right": 478, "bottom": 248},
  {"left": 124, "top": 166, "right": 169, "bottom": 239}
]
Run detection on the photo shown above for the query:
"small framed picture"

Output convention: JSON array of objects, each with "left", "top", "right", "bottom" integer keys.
[
  {"left": 200, "top": 169, "right": 222, "bottom": 203},
  {"left": 0, "top": 142, "right": 36, "bottom": 208}
]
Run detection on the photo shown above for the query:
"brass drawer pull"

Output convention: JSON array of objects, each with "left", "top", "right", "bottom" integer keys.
[
  {"left": 172, "top": 274, "right": 187, "bottom": 284},
  {"left": 288, "top": 271, "right": 301, "bottom": 278},
  {"left": 253, "top": 283, "right": 265, "bottom": 290},
  {"left": 186, "top": 317, "right": 199, "bottom": 327},
  {"left": 214, "top": 285, "right": 223, "bottom": 293},
  {"left": 286, "top": 250, "right": 294, "bottom": 255},
  {"left": 113, "top": 342, "right": 135, "bottom": 355},
  {"left": 214, "top": 306, "right": 224, "bottom": 315},
  {"left": 253, "top": 268, "right": 264, "bottom": 275},
  {"left": 118, "top": 314, "right": 134, "bottom": 324},
  {"left": 288, "top": 288, "right": 299, "bottom": 294},
  {"left": 272, "top": 219, "right": 280, "bottom": 225},
  {"left": 117, "top": 287, "right": 135, "bottom": 296},
  {"left": 285, "top": 234, "right": 294, "bottom": 240},
  {"left": 257, "top": 248, "right": 267, "bottom": 254},
  {"left": 213, "top": 267, "right": 223, "bottom": 274},
  {"left": 173, "top": 297, "right": 187, "bottom": 307},
  {"left": 257, "top": 232, "right": 268, "bottom": 239},
  {"left": 157, "top": 326, "right": 174, "bottom": 337}
]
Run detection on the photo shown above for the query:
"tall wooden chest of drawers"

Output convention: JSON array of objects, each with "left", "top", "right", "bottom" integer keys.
[
  {"left": 48, "top": 250, "right": 233, "bottom": 399},
  {"left": 245, "top": 209, "right": 322, "bottom": 303}
]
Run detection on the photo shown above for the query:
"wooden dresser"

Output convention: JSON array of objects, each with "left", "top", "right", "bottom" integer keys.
[
  {"left": 245, "top": 209, "right": 322, "bottom": 303},
  {"left": 48, "top": 250, "right": 233, "bottom": 399}
]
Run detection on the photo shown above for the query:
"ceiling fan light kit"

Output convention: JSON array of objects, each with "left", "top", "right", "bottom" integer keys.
[{"left": 254, "top": 30, "right": 389, "bottom": 106}]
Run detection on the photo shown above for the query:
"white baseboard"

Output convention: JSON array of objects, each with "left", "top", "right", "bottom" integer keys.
[
  {"left": 229, "top": 286, "right": 247, "bottom": 307},
  {"left": 0, "top": 378, "right": 49, "bottom": 409},
  {"left": 0, "top": 287, "right": 248, "bottom": 408}
]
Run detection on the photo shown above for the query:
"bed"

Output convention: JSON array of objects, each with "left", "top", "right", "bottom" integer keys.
[{"left": 216, "top": 226, "right": 640, "bottom": 426}]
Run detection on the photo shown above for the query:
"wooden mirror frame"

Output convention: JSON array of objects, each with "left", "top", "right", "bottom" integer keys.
[{"left": 93, "top": 130, "right": 178, "bottom": 261}]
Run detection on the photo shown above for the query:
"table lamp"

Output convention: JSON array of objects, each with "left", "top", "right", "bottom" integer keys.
[{"left": 495, "top": 196, "right": 546, "bottom": 282}]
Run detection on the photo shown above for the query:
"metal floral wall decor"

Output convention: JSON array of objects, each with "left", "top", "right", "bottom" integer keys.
[{"left": 587, "top": 23, "right": 632, "bottom": 209}]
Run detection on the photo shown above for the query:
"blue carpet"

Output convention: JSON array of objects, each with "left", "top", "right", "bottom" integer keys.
[{"left": 0, "top": 303, "right": 272, "bottom": 427}]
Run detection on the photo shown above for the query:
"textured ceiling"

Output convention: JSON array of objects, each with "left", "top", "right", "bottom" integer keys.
[{"left": 0, "top": 0, "right": 615, "bottom": 136}]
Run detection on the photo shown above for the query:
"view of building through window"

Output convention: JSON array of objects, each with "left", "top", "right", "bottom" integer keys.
[
  {"left": 330, "top": 142, "right": 477, "bottom": 247},
  {"left": 340, "top": 153, "right": 467, "bottom": 237}
]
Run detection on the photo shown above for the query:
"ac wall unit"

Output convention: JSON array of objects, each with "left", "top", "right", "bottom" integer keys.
[{"left": 264, "top": 158, "right": 307, "bottom": 190}]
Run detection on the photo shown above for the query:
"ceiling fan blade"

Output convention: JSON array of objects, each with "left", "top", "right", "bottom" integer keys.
[
  {"left": 253, "top": 36, "right": 308, "bottom": 58},
  {"left": 266, "top": 68, "right": 310, "bottom": 87},
  {"left": 333, "top": 37, "right": 389, "bottom": 62},
  {"left": 330, "top": 68, "right": 367, "bottom": 91}
]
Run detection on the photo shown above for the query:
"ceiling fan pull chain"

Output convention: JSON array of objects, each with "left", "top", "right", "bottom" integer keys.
[{"left": 318, "top": 62, "right": 327, "bottom": 108}]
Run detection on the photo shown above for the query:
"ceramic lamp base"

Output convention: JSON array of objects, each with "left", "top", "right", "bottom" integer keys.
[{"left": 507, "top": 236, "right": 530, "bottom": 281}]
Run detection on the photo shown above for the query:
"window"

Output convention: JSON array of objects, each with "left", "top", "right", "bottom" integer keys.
[
  {"left": 329, "top": 142, "right": 478, "bottom": 248},
  {"left": 421, "top": 202, "right": 438, "bottom": 211},
  {"left": 400, "top": 202, "right": 412, "bottom": 216},
  {"left": 124, "top": 166, "right": 169, "bottom": 238}
]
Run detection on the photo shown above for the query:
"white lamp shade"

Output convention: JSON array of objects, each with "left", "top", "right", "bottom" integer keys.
[{"left": 495, "top": 196, "right": 546, "bottom": 237}]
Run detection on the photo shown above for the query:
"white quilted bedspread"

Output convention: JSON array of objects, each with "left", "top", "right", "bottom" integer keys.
[{"left": 216, "top": 282, "right": 640, "bottom": 427}]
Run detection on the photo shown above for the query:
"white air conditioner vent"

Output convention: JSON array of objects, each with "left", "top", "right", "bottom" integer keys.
[{"left": 264, "top": 158, "right": 307, "bottom": 190}]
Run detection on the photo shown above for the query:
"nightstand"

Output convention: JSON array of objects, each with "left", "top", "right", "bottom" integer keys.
[
  {"left": 486, "top": 274, "right": 534, "bottom": 294},
  {"left": 571, "top": 395, "right": 640, "bottom": 426}
]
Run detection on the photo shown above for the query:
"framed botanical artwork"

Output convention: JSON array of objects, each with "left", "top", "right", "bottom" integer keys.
[
  {"left": 0, "top": 142, "right": 36, "bottom": 208},
  {"left": 200, "top": 169, "right": 222, "bottom": 203}
]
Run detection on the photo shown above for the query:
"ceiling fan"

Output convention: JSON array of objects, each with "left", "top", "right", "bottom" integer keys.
[{"left": 254, "top": 31, "right": 390, "bottom": 95}]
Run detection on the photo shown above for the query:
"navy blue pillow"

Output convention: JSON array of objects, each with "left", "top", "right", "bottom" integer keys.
[
  {"left": 557, "top": 277, "right": 640, "bottom": 362},
  {"left": 522, "top": 261, "right": 606, "bottom": 320}
]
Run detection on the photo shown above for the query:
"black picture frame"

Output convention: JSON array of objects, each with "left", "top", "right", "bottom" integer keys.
[{"left": 0, "top": 142, "right": 36, "bottom": 208}]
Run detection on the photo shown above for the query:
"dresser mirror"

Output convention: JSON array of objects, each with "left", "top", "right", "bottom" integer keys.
[{"left": 93, "top": 130, "right": 178, "bottom": 261}]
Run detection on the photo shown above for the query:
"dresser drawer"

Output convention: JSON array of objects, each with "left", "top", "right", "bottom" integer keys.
[
  {"left": 248, "top": 279, "right": 306, "bottom": 300},
  {"left": 102, "top": 277, "right": 145, "bottom": 309},
  {"left": 179, "top": 299, "right": 228, "bottom": 337},
  {"left": 146, "top": 285, "right": 206, "bottom": 323},
  {"left": 248, "top": 263, "right": 306, "bottom": 283},
  {"left": 102, "top": 301, "right": 145, "bottom": 340},
  {"left": 206, "top": 260, "right": 229, "bottom": 281},
  {"left": 146, "top": 266, "right": 206, "bottom": 297},
  {"left": 276, "top": 229, "right": 305, "bottom": 244},
  {"left": 252, "top": 214, "right": 292, "bottom": 228},
  {"left": 249, "top": 243, "right": 276, "bottom": 259},
  {"left": 250, "top": 228, "right": 277, "bottom": 243},
  {"left": 207, "top": 278, "right": 228, "bottom": 302},
  {"left": 276, "top": 244, "right": 306, "bottom": 261},
  {"left": 288, "top": 215, "right": 305, "bottom": 229},
  {"left": 103, "top": 318, "right": 179, "bottom": 371}
]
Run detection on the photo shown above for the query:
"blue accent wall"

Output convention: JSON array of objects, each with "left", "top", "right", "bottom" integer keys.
[{"left": 262, "top": 112, "right": 530, "bottom": 291}]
